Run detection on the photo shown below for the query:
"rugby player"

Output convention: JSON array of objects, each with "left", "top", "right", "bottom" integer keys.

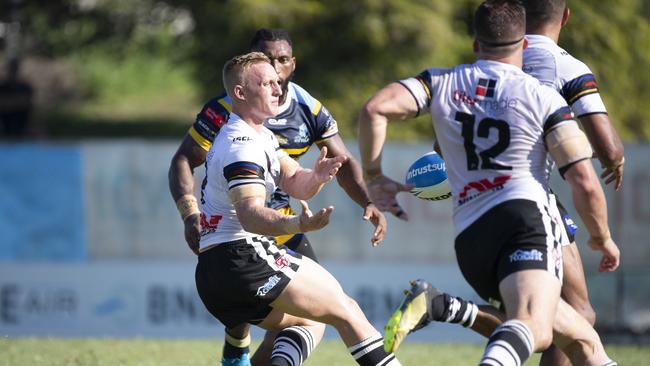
[
  {"left": 169, "top": 29, "right": 386, "bottom": 366},
  {"left": 358, "top": 1, "right": 619, "bottom": 365},
  {"left": 194, "top": 51, "right": 401, "bottom": 366},
  {"left": 379, "top": 2, "right": 625, "bottom": 365}
]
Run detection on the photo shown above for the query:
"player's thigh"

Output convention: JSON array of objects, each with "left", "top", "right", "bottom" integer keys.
[
  {"left": 499, "top": 269, "right": 561, "bottom": 323},
  {"left": 561, "top": 244, "right": 592, "bottom": 312},
  {"left": 270, "top": 256, "right": 356, "bottom": 323}
]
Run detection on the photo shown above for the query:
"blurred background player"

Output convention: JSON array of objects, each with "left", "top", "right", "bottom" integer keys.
[
  {"left": 194, "top": 51, "right": 401, "bottom": 366},
  {"left": 380, "top": 1, "right": 625, "bottom": 365},
  {"left": 169, "top": 28, "right": 385, "bottom": 366},
  {"left": 358, "top": 1, "right": 619, "bottom": 365}
]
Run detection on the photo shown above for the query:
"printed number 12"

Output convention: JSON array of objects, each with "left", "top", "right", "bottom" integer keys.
[{"left": 455, "top": 112, "right": 512, "bottom": 171}]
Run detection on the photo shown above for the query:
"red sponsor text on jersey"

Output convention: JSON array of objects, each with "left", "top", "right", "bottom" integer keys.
[
  {"left": 275, "top": 255, "right": 290, "bottom": 269},
  {"left": 459, "top": 175, "right": 512, "bottom": 199},
  {"left": 204, "top": 107, "right": 226, "bottom": 128},
  {"left": 200, "top": 213, "right": 223, "bottom": 230}
]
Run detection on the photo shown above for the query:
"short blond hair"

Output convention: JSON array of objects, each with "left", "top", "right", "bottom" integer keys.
[{"left": 222, "top": 52, "right": 271, "bottom": 99}]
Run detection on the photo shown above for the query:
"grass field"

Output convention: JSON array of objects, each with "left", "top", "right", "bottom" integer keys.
[{"left": 1, "top": 338, "right": 649, "bottom": 365}]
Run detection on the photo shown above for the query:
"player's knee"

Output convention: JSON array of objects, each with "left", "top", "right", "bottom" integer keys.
[{"left": 326, "top": 295, "right": 365, "bottom": 328}]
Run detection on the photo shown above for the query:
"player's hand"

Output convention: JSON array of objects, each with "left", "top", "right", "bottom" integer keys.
[
  {"left": 183, "top": 213, "right": 201, "bottom": 255},
  {"left": 313, "top": 146, "right": 348, "bottom": 184},
  {"left": 600, "top": 158, "right": 624, "bottom": 191},
  {"left": 588, "top": 236, "right": 620, "bottom": 272},
  {"left": 298, "top": 200, "right": 334, "bottom": 232},
  {"left": 366, "top": 174, "right": 414, "bottom": 221},
  {"left": 362, "top": 203, "right": 387, "bottom": 247}
]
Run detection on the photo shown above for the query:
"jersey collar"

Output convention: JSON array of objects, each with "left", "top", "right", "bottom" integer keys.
[
  {"left": 475, "top": 59, "right": 524, "bottom": 74},
  {"left": 525, "top": 34, "right": 555, "bottom": 47}
]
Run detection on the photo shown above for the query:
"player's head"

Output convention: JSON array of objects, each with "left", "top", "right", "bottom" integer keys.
[
  {"left": 473, "top": 0, "right": 526, "bottom": 57},
  {"left": 249, "top": 28, "right": 296, "bottom": 94},
  {"left": 223, "top": 52, "right": 282, "bottom": 120},
  {"left": 521, "top": 0, "right": 568, "bottom": 33}
]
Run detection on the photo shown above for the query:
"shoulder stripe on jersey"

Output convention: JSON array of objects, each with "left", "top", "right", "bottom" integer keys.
[
  {"left": 311, "top": 100, "right": 322, "bottom": 116},
  {"left": 283, "top": 146, "right": 311, "bottom": 158},
  {"left": 223, "top": 161, "right": 265, "bottom": 184},
  {"left": 291, "top": 82, "right": 321, "bottom": 114},
  {"left": 218, "top": 98, "right": 232, "bottom": 113},
  {"left": 416, "top": 70, "right": 433, "bottom": 104},
  {"left": 543, "top": 106, "right": 575, "bottom": 134},
  {"left": 560, "top": 74, "right": 599, "bottom": 105},
  {"left": 189, "top": 126, "right": 212, "bottom": 151}
]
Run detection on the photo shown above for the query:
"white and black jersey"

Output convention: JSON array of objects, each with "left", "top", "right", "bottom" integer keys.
[
  {"left": 199, "top": 113, "right": 288, "bottom": 249},
  {"left": 400, "top": 60, "right": 575, "bottom": 236},
  {"left": 523, "top": 34, "right": 607, "bottom": 118}
]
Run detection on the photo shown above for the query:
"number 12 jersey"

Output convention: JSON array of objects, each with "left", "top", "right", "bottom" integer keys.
[{"left": 400, "top": 59, "right": 576, "bottom": 234}]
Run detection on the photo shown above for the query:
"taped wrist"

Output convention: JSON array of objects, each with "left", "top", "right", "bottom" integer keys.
[{"left": 176, "top": 195, "right": 200, "bottom": 221}]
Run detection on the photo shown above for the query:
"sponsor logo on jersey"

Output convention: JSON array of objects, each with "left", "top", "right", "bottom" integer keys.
[
  {"left": 232, "top": 136, "right": 252, "bottom": 142},
  {"left": 406, "top": 162, "right": 446, "bottom": 180},
  {"left": 256, "top": 275, "right": 281, "bottom": 297},
  {"left": 563, "top": 214, "right": 578, "bottom": 236},
  {"left": 275, "top": 255, "right": 290, "bottom": 269},
  {"left": 294, "top": 124, "right": 310, "bottom": 143},
  {"left": 509, "top": 249, "right": 543, "bottom": 262},
  {"left": 475, "top": 78, "right": 496, "bottom": 99},
  {"left": 267, "top": 118, "right": 288, "bottom": 125},
  {"left": 453, "top": 89, "right": 517, "bottom": 112},
  {"left": 199, "top": 213, "right": 222, "bottom": 236},
  {"left": 204, "top": 107, "right": 226, "bottom": 127},
  {"left": 458, "top": 175, "right": 511, "bottom": 205}
]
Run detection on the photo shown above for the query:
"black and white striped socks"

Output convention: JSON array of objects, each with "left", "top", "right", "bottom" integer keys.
[
  {"left": 348, "top": 334, "right": 402, "bottom": 366},
  {"left": 270, "top": 326, "right": 315, "bottom": 366},
  {"left": 479, "top": 320, "right": 534, "bottom": 366}
]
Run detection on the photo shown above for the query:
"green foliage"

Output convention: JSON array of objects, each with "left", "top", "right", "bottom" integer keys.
[
  {"left": 561, "top": 0, "right": 650, "bottom": 141},
  {"left": 11, "top": 0, "right": 650, "bottom": 140}
]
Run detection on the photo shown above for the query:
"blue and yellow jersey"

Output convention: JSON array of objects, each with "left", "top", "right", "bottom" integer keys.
[{"left": 189, "top": 82, "right": 339, "bottom": 242}]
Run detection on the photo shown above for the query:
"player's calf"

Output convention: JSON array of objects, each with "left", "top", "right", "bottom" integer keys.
[
  {"left": 270, "top": 326, "right": 316, "bottom": 366},
  {"left": 479, "top": 319, "right": 534, "bottom": 366},
  {"left": 222, "top": 330, "right": 252, "bottom": 366}
]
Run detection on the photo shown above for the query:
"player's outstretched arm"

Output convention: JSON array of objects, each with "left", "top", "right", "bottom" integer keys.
[
  {"left": 279, "top": 146, "right": 347, "bottom": 200},
  {"left": 168, "top": 134, "right": 208, "bottom": 255},
  {"left": 318, "top": 135, "right": 386, "bottom": 246},
  {"left": 358, "top": 82, "right": 418, "bottom": 220},
  {"left": 231, "top": 184, "right": 333, "bottom": 236},
  {"left": 578, "top": 113, "right": 625, "bottom": 190}
]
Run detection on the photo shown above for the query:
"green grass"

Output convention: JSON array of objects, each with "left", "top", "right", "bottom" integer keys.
[{"left": 1, "top": 338, "right": 648, "bottom": 365}]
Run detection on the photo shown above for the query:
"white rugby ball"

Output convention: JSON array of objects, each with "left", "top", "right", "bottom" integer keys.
[{"left": 405, "top": 151, "right": 452, "bottom": 201}]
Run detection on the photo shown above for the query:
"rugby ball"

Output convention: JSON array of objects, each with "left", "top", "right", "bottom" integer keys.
[{"left": 405, "top": 151, "right": 452, "bottom": 201}]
